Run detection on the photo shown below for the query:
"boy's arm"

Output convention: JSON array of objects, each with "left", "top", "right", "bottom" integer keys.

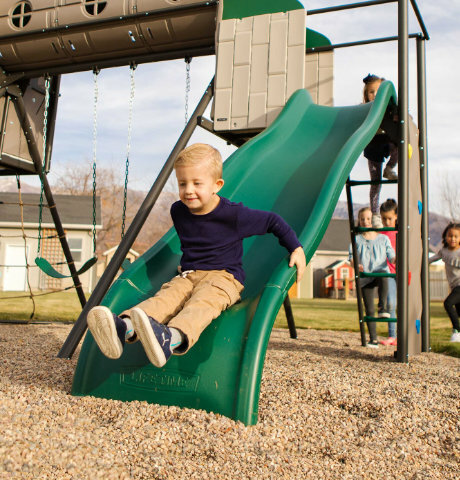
[
  {"left": 237, "top": 205, "right": 304, "bottom": 280},
  {"left": 237, "top": 205, "right": 301, "bottom": 252}
]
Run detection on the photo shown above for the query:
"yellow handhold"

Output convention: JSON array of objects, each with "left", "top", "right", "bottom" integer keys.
[{"left": 408, "top": 143, "right": 413, "bottom": 159}]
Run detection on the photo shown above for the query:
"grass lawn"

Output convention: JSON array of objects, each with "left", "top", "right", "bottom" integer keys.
[
  {"left": 0, "top": 292, "right": 458, "bottom": 358},
  {"left": 0, "top": 291, "right": 82, "bottom": 323},
  {"left": 275, "top": 298, "right": 460, "bottom": 358}
]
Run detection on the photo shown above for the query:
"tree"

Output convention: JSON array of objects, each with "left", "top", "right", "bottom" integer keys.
[
  {"left": 438, "top": 173, "right": 460, "bottom": 223},
  {"left": 51, "top": 161, "right": 176, "bottom": 255}
]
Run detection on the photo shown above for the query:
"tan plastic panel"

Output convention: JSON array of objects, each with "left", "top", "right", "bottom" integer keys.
[
  {"left": 286, "top": 44, "right": 305, "bottom": 99},
  {"left": 266, "top": 106, "right": 281, "bottom": 125},
  {"left": 267, "top": 74, "right": 286, "bottom": 108},
  {"left": 407, "top": 118, "right": 423, "bottom": 355},
  {"left": 0, "top": 78, "right": 47, "bottom": 171},
  {"left": 0, "top": 1, "right": 216, "bottom": 72},
  {"left": 304, "top": 53, "right": 319, "bottom": 103},
  {"left": 215, "top": 41, "right": 234, "bottom": 90},
  {"left": 288, "top": 9, "right": 305, "bottom": 46},
  {"left": 249, "top": 43, "right": 268, "bottom": 94},
  {"left": 235, "top": 16, "right": 253, "bottom": 33},
  {"left": 268, "top": 19, "right": 288, "bottom": 75},
  {"left": 248, "top": 92, "right": 267, "bottom": 129},
  {"left": 213, "top": 88, "right": 232, "bottom": 131},
  {"left": 217, "top": 17, "right": 235, "bottom": 42},
  {"left": 231, "top": 64, "right": 250, "bottom": 119},
  {"left": 252, "top": 14, "right": 270, "bottom": 45},
  {"left": 57, "top": 0, "right": 130, "bottom": 25},
  {"left": 234, "top": 30, "right": 251, "bottom": 66},
  {"left": 214, "top": 9, "right": 307, "bottom": 132},
  {"left": 318, "top": 63, "right": 333, "bottom": 106}
]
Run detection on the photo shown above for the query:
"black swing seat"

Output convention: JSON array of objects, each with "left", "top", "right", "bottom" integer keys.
[{"left": 35, "top": 256, "right": 98, "bottom": 279}]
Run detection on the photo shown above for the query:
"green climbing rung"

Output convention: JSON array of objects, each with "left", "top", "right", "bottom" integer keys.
[
  {"left": 355, "top": 226, "right": 397, "bottom": 232},
  {"left": 348, "top": 179, "right": 397, "bottom": 186},
  {"left": 360, "top": 271, "right": 396, "bottom": 278},
  {"left": 362, "top": 316, "right": 397, "bottom": 323},
  {"left": 35, "top": 256, "right": 97, "bottom": 279}
]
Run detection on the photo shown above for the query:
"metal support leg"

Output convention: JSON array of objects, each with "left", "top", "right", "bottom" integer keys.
[
  {"left": 12, "top": 91, "right": 87, "bottom": 309},
  {"left": 417, "top": 36, "right": 430, "bottom": 352},
  {"left": 58, "top": 78, "right": 215, "bottom": 359},
  {"left": 283, "top": 296, "right": 297, "bottom": 339},
  {"left": 396, "top": 0, "right": 409, "bottom": 363}
]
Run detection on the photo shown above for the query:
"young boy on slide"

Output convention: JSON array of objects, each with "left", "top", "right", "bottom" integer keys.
[{"left": 87, "top": 143, "right": 306, "bottom": 367}]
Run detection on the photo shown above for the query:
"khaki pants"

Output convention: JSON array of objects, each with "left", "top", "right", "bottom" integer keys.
[{"left": 122, "top": 270, "right": 243, "bottom": 354}]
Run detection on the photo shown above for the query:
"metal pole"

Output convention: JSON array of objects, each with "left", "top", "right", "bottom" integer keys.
[
  {"left": 346, "top": 179, "right": 367, "bottom": 346},
  {"left": 283, "top": 296, "right": 297, "bottom": 339},
  {"left": 409, "top": 0, "right": 430, "bottom": 40},
  {"left": 12, "top": 92, "right": 87, "bottom": 309},
  {"left": 58, "top": 78, "right": 215, "bottom": 359},
  {"left": 417, "top": 36, "right": 430, "bottom": 352},
  {"left": 396, "top": 0, "right": 409, "bottom": 363},
  {"left": 307, "top": 0, "right": 396, "bottom": 16}
]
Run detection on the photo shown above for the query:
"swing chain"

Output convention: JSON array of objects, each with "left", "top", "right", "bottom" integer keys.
[
  {"left": 121, "top": 64, "right": 136, "bottom": 239},
  {"left": 37, "top": 76, "right": 51, "bottom": 255},
  {"left": 92, "top": 68, "right": 99, "bottom": 254},
  {"left": 185, "top": 57, "right": 192, "bottom": 125}
]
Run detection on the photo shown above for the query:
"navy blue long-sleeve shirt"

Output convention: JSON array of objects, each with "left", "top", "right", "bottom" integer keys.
[{"left": 171, "top": 197, "right": 302, "bottom": 285}]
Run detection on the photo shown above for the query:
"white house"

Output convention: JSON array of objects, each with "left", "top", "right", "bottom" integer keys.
[{"left": 0, "top": 192, "right": 102, "bottom": 292}]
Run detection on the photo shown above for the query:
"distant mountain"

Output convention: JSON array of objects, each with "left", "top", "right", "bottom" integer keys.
[
  {"left": 0, "top": 178, "right": 40, "bottom": 193},
  {"left": 333, "top": 201, "right": 448, "bottom": 251}
]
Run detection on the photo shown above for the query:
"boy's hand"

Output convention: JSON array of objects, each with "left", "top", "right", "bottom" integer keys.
[{"left": 289, "top": 247, "right": 306, "bottom": 283}]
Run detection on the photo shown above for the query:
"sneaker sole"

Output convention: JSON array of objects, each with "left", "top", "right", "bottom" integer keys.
[
  {"left": 87, "top": 306, "right": 123, "bottom": 359},
  {"left": 378, "top": 313, "right": 391, "bottom": 318},
  {"left": 130, "top": 308, "right": 167, "bottom": 368}
]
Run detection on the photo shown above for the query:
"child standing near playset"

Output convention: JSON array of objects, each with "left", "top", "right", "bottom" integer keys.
[
  {"left": 362, "top": 74, "right": 399, "bottom": 228},
  {"left": 87, "top": 143, "right": 306, "bottom": 367},
  {"left": 379, "top": 198, "right": 398, "bottom": 346},
  {"left": 429, "top": 222, "right": 460, "bottom": 343},
  {"left": 350, "top": 206, "right": 396, "bottom": 347}
]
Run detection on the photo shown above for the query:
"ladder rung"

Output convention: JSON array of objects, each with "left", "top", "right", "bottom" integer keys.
[
  {"left": 348, "top": 179, "right": 397, "bottom": 186},
  {"left": 360, "top": 272, "right": 396, "bottom": 278},
  {"left": 362, "top": 316, "right": 397, "bottom": 323}
]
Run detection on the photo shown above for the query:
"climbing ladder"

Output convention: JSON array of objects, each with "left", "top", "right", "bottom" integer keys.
[{"left": 345, "top": 177, "right": 398, "bottom": 346}]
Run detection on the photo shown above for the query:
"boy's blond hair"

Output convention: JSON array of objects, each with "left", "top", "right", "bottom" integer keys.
[{"left": 174, "top": 143, "right": 223, "bottom": 179}]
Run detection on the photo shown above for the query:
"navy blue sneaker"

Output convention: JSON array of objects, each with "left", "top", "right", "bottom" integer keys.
[
  {"left": 130, "top": 307, "right": 172, "bottom": 367},
  {"left": 87, "top": 306, "right": 127, "bottom": 359}
]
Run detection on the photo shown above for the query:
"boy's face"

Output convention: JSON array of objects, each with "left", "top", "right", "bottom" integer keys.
[
  {"left": 358, "top": 210, "right": 372, "bottom": 228},
  {"left": 381, "top": 210, "right": 397, "bottom": 228},
  {"left": 175, "top": 162, "right": 224, "bottom": 215}
]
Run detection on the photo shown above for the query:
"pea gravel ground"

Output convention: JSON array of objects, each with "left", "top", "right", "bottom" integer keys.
[{"left": 0, "top": 323, "right": 458, "bottom": 480}]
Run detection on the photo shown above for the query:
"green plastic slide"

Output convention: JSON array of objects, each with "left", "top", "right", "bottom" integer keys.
[{"left": 72, "top": 82, "right": 397, "bottom": 425}]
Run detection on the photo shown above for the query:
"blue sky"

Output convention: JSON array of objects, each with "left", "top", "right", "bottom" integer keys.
[{"left": 44, "top": 0, "right": 458, "bottom": 214}]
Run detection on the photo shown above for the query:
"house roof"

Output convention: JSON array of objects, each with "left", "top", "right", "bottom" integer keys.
[
  {"left": 325, "top": 259, "right": 349, "bottom": 270},
  {"left": 0, "top": 192, "right": 102, "bottom": 229},
  {"left": 317, "top": 219, "right": 350, "bottom": 253}
]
